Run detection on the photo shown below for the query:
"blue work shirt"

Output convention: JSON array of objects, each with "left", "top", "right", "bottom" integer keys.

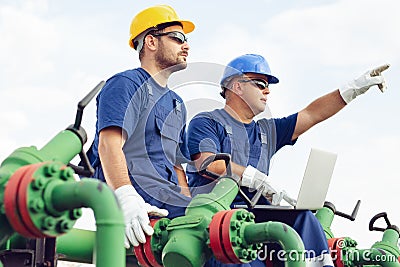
[
  {"left": 186, "top": 108, "right": 297, "bottom": 203},
  {"left": 86, "top": 68, "right": 191, "bottom": 217}
]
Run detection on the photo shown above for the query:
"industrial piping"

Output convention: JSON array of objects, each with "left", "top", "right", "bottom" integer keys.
[{"left": 50, "top": 178, "right": 125, "bottom": 267}]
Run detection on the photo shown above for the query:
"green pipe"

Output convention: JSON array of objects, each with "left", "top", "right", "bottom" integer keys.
[
  {"left": 0, "top": 130, "right": 83, "bottom": 246},
  {"left": 185, "top": 176, "right": 239, "bottom": 217},
  {"left": 0, "top": 147, "right": 46, "bottom": 245},
  {"left": 49, "top": 178, "right": 125, "bottom": 267},
  {"left": 243, "top": 221, "right": 306, "bottom": 267},
  {"left": 345, "top": 248, "right": 400, "bottom": 267},
  {"left": 162, "top": 177, "right": 238, "bottom": 267},
  {"left": 56, "top": 228, "right": 95, "bottom": 263},
  {"left": 162, "top": 221, "right": 209, "bottom": 267},
  {"left": 315, "top": 207, "right": 335, "bottom": 239},
  {"left": 0, "top": 130, "right": 82, "bottom": 175},
  {"left": 57, "top": 228, "right": 139, "bottom": 266},
  {"left": 38, "top": 130, "right": 82, "bottom": 164},
  {"left": 0, "top": 150, "right": 43, "bottom": 244},
  {"left": 375, "top": 229, "right": 400, "bottom": 255}
]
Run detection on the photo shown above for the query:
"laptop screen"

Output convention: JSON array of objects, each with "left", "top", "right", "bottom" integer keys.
[{"left": 295, "top": 148, "right": 337, "bottom": 210}]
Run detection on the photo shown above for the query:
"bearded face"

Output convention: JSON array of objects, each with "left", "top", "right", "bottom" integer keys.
[{"left": 154, "top": 37, "right": 188, "bottom": 73}]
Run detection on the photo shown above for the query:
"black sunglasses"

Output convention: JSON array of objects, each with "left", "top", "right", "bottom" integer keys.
[
  {"left": 238, "top": 78, "right": 269, "bottom": 90},
  {"left": 151, "top": 31, "right": 188, "bottom": 44}
]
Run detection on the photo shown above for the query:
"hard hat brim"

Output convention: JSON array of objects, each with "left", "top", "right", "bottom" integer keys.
[
  {"left": 267, "top": 75, "right": 279, "bottom": 84},
  {"left": 180, "top": 20, "right": 195, "bottom": 34}
]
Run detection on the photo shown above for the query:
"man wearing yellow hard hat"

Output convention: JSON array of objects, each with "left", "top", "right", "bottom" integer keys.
[{"left": 86, "top": 5, "right": 195, "bottom": 249}]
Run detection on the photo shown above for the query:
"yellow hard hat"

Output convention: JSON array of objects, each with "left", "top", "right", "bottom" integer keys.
[{"left": 129, "top": 5, "right": 195, "bottom": 49}]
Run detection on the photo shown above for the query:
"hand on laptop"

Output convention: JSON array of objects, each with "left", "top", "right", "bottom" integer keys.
[
  {"left": 267, "top": 191, "right": 297, "bottom": 206},
  {"left": 242, "top": 165, "right": 296, "bottom": 206},
  {"left": 262, "top": 184, "right": 296, "bottom": 206}
]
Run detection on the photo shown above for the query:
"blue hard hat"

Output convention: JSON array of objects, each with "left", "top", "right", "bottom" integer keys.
[{"left": 220, "top": 54, "right": 279, "bottom": 86}]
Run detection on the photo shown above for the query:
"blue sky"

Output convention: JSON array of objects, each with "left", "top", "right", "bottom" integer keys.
[{"left": 1, "top": 0, "right": 399, "bottom": 257}]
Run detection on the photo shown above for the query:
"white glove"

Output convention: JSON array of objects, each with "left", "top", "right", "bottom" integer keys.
[
  {"left": 271, "top": 191, "right": 297, "bottom": 206},
  {"left": 241, "top": 166, "right": 295, "bottom": 206},
  {"left": 339, "top": 64, "right": 389, "bottom": 104},
  {"left": 115, "top": 185, "right": 169, "bottom": 248}
]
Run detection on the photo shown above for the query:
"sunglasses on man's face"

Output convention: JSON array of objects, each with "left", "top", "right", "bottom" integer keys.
[
  {"left": 238, "top": 78, "right": 269, "bottom": 90},
  {"left": 151, "top": 31, "right": 188, "bottom": 44}
]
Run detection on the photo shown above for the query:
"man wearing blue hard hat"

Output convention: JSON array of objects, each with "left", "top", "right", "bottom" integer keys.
[{"left": 186, "top": 54, "right": 389, "bottom": 267}]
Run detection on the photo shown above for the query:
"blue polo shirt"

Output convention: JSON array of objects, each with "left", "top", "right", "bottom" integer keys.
[
  {"left": 86, "top": 68, "right": 191, "bottom": 217},
  {"left": 186, "top": 109, "right": 297, "bottom": 201}
]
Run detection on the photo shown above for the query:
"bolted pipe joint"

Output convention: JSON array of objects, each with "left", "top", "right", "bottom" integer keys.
[
  {"left": 3, "top": 161, "right": 125, "bottom": 267},
  {"left": 209, "top": 209, "right": 262, "bottom": 264},
  {"left": 4, "top": 162, "right": 82, "bottom": 238},
  {"left": 160, "top": 177, "right": 241, "bottom": 267}
]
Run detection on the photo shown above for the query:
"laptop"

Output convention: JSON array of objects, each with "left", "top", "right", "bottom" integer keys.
[{"left": 234, "top": 148, "right": 337, "bottom": 210}]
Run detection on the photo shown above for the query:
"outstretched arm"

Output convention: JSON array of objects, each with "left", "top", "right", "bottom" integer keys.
[
  {"left": 292, "top": 64, "right": 389, "bottom": 141},
  {"left": 293, "top": 89, "right": 346, "bottom": 140}
]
